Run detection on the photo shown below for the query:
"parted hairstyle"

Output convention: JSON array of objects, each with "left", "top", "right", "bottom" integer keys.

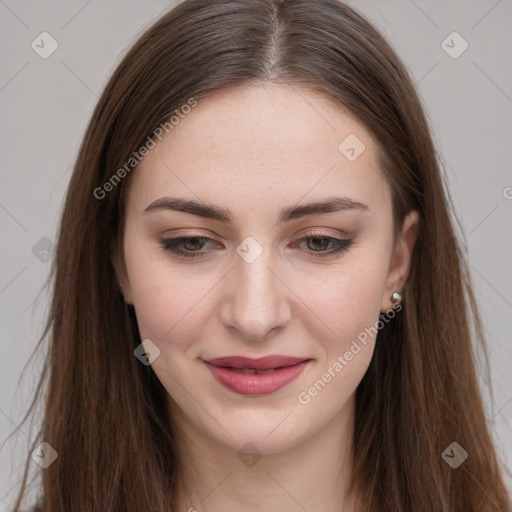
[{"left": 9, "top": 0, "right": 511, "bottom": 510}]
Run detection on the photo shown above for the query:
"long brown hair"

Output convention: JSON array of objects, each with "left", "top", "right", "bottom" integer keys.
[{"left": 9, "top": 0, "right": 511, "bottom": 510}]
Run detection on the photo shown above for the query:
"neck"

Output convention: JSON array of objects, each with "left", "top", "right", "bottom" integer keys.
[{"left": 170, "top": 394, "right": 358, "bottom": 512}]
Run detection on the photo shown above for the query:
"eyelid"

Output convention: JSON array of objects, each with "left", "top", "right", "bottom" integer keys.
[
  {"left": 161, "top": 227, "right": 350, "bottom": 241},
  {"left": 296, "top": 227, "right": 351, "bottom": 239}
]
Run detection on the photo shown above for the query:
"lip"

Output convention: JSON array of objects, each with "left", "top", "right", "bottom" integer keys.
[{"left": 203, "top": 355, "right": 311, "bottom": 395}]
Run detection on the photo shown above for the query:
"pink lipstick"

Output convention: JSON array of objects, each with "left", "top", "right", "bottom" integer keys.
[{"left": 203, "top": 355, "right": 311, "bottom": 395}]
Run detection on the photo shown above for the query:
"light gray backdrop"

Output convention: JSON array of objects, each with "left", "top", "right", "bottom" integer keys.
[{"left": 1, "top": 0, "right": 511, "bottom": 508}]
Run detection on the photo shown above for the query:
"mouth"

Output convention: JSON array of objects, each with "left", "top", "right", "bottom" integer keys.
[{"left": 202, "top": 355, "right": 312, "bottom": 395}]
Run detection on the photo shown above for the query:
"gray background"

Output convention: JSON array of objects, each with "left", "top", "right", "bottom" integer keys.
[{"left": 1, "top": 0, "right": 511, "bottom": 507}]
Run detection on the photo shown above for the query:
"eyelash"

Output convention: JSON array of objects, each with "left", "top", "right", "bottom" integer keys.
[{"left": 160, "top": 231, "right": 354, "bottom": 260}]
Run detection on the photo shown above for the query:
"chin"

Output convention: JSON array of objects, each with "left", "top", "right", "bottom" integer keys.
[{"left": 209, "top": 412, "right": 314, "bottom": 455}]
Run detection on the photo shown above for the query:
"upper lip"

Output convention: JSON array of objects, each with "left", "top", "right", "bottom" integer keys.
[{"left": 204, "top": 355, "right": 310, "bottom": 371}]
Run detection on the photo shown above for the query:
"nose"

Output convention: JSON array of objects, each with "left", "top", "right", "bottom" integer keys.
[{"left": 219, "top": 248, "right": 291, "bottom": 342}]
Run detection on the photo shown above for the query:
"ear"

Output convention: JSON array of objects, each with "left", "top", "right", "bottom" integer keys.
[
  {"left": 111, "top": 235, "right": 134, "bottom": 305},
  {"left": 380, "top": 210, "right": 420, "bottom": 312}
]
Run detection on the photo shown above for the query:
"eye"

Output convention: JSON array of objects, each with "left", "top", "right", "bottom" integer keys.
[
  {"left": 293, "top": 231, "right": 354, "bottom": 259},
  {"left": 160, "top": 236, "right": 216, "bottom": 260},
  {"left": 160, "top": 232, "right": 354, "bottom": 260}
]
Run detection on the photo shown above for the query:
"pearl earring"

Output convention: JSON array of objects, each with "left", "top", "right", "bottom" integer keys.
[{"left": 391, "top": 292, "right": 402, "bottom": 306}]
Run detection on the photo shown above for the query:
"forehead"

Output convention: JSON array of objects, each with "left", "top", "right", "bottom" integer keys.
[{"left": 126, "top": 84, "right": 390, "bottom": 220}]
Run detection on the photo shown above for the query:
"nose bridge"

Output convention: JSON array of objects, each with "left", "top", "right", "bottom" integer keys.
[{"left": 221, "top": 239, "right": 289, "bottom": 340}]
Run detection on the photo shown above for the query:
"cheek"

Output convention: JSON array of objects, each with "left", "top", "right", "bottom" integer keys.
[
  {"left": 295, "top": 265, "right": 388, "bottom": 414},
  {"left": 123, "top": 237, "right": 232, "bottom": 361},
  {"left": 129, "top": 270, "right": 213, "bottom": 348},
  {"left": 123, "top": 238, "right": 196, "bottom": 344},
  {"left": 302, "top": 255, "right": 389, "bottom": 353}
]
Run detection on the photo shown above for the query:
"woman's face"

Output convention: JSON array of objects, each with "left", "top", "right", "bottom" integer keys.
[{"left": 117, "top": 84, "right": 418, "bottom": 455}]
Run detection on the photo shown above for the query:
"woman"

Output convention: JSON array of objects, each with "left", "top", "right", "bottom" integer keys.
[{"left": 11, "top": 0, "right": 511, "bottom": 510}]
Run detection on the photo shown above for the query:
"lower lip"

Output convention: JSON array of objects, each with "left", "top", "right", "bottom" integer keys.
[{"left": 203, "top": 360, "right": 310, "bottom": 395}]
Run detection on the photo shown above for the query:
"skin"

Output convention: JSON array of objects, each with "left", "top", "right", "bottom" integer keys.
[{"left": 115, "top": 83, "right": 419, "bottom": 512}]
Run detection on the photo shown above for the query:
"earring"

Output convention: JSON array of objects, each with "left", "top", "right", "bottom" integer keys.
[{"left": 391, "top": 292, "right": 402, "bottom": 306}]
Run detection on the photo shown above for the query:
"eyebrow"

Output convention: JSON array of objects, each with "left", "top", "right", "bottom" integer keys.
[{"left": 143, "top": 196, "right": 369, "bottom": 223}]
